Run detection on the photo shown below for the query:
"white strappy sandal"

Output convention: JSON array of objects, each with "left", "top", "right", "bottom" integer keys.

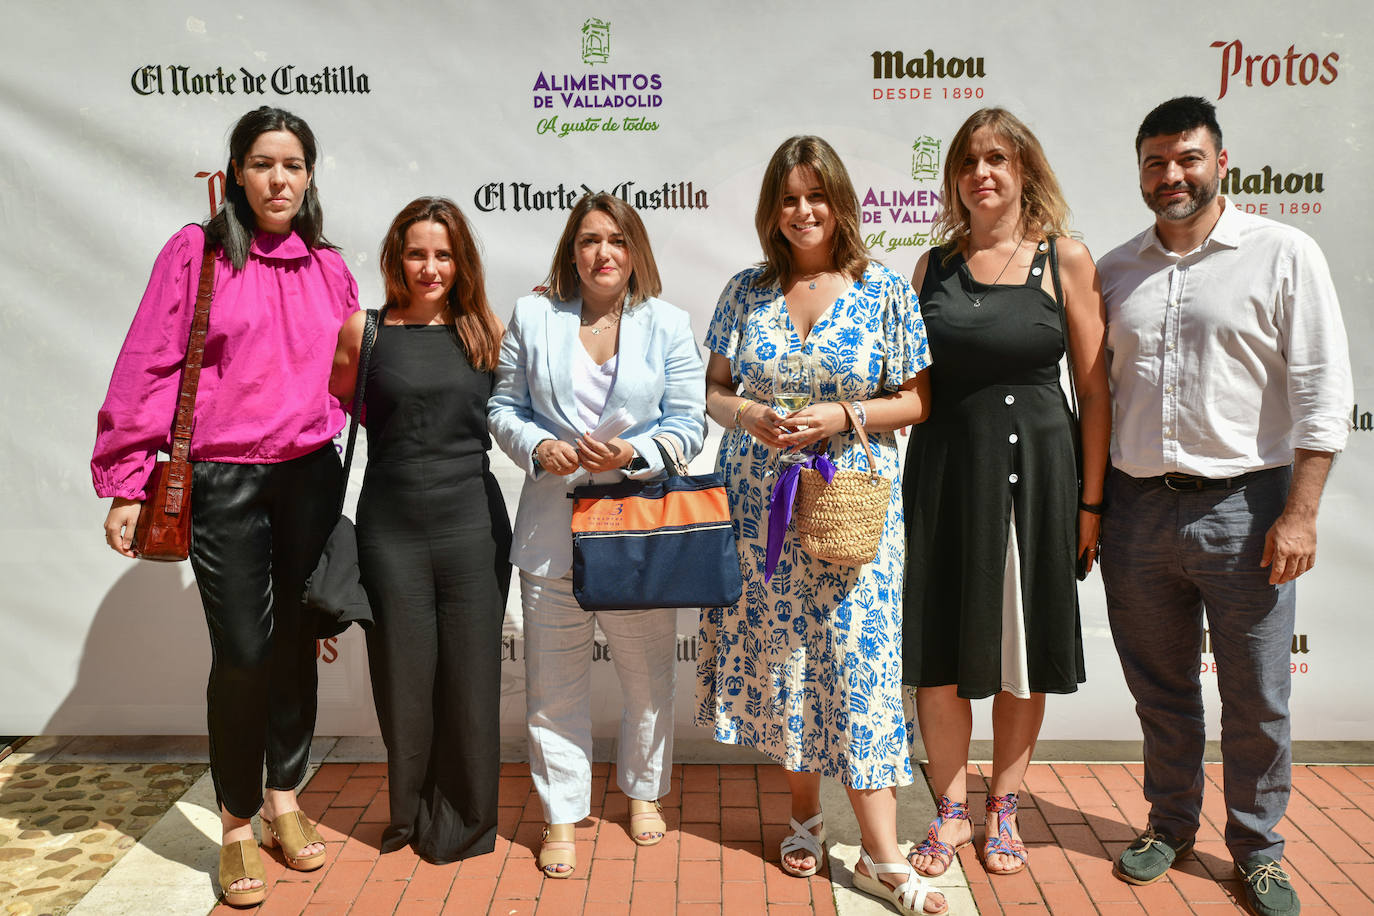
[
  {"left": 852, "top": 847, "right": 948, "bottom": 915},
  {"left": 779, "top": 812, "right": 827, "bottom": 878}
]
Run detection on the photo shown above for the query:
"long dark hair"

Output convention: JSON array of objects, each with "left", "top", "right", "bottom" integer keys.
[
  {"left": 379, "top": 197, "right": 503, "bottom": 372},
  {"left": 204, "top": 106, "right": 334, "bottom": 269},
  {"left": 754, "top": 136, "right": 869, "bottom": 288}
]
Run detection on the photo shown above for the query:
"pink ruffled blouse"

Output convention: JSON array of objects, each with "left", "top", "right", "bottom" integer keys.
[{"left": 92, "top": 224, "right": 360, "bottom": 500}]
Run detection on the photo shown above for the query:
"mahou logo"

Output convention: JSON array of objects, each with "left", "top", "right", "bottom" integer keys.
[{"left": 1210, "top": 39, "right": 1338, "bottom": 99}]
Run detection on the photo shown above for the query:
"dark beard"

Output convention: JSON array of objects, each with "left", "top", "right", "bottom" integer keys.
[{"left": 1143, "top": 171, "right": 1220, "bottom": 221}]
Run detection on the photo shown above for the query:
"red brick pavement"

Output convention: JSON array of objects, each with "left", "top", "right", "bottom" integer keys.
[{"left": 210, "top": 759, "right": 1374, "bottom": 915}]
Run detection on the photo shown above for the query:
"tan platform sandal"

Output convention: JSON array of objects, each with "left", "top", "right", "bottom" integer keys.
[
  {"left": 628, "top": 799, "right": 667, "bottom": 847},
  {"left": 261, "top": 809, "right": 327, "bottom": 872},
  {"left": 219, "top": 838, "right": 267, "bottom": 908},
  {"left": 538, "top": 823, "right": 577, "bottom": 878}
]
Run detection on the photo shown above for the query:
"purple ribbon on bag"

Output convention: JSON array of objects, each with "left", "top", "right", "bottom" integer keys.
[{"left": 765, "top": 451, "right": 836, "bottom": 582}]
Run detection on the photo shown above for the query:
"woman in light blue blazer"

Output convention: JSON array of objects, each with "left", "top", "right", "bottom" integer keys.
[{"left": 488, "top": 192, "right": 705, "bottom": 879}]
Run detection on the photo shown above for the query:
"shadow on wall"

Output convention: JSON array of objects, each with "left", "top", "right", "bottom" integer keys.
[{"left": 46, "top": 561, "right": 208, "bottom": 734}]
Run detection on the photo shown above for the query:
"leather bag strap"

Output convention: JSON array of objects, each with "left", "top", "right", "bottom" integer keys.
[
  {"left": 651, "top": 435, "right": 689, "bottom": 476},
  {"left": 836, "top": 400, "right": 879, "bottom": 480},
  {"left": 337, "top": 309, "right": 379, "bottom": 517},
  {"left": 161, "top": 240, "right": 217, "bottom": 515}
]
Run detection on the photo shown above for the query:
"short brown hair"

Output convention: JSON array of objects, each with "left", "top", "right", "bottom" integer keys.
[
  {"left": 544, "top": 192, "right": 662, "bottom": 307},
  {"left": 932, "top": 108, "right": 1072, "bottom": 254},
  {"left": 379, "top": 196, "right": 503, "bottom": 372},
  {"left": 754, "top": 136, "right": 869, "bottom": 288}
]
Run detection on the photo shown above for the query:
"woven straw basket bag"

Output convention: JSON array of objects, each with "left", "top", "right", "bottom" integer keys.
[{"left": 793, "top": 402, "right": 891, "bottom": 565}]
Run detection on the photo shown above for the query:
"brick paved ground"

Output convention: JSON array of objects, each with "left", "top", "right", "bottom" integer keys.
[
  {"left": 207, "top": 761, "right": 836, "bottom": 916},
  {"left": 959, "top": 761, "right": 1374, "bottom": 916},
  {"left": 204, "top": 760, "right": 1374, "bottom": 915},
  {"left": 8, "top": 742, "right": 1374, "bottom": 915}
]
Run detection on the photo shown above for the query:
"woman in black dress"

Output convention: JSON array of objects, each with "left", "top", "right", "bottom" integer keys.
[
  {"left": 902, "top": 109, "right": 1109, "bottom": 878},
  {"left": 330, "top": 196, "right": 512, "bottom": 863}
]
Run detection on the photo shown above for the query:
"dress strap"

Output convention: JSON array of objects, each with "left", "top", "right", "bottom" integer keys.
[{"left": 1022, "top": 243, "right": 1051, "bottom": 287}]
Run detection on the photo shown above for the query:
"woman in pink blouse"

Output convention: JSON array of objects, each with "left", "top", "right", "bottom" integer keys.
[{"left": 92, "top": 107, "right": 358, "bottom": 908}]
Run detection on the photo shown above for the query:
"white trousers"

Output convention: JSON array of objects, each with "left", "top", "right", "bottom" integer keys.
[{"left": 520, "top": 570, "right": 677, "bottom": 824}]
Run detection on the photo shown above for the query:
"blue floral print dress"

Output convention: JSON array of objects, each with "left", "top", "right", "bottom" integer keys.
[{"left": 695, "top": 262, "right": 931, "bottom": 789}]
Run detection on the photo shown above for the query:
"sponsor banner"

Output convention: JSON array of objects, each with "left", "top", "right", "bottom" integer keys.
[
  {"left": 3, "top": 0, "right": 1371, "bottom": 745},
  {"left": 531, "top": 18, "right": 664, "bottom": 139}
]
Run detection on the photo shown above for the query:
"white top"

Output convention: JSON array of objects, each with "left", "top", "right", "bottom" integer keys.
[
  {"left": 1098, "top": 200, "right": 1352, "bottom": 479},
  {"left": 573, "top": 344, "right": 618, "bottom": 432},
  {"left": 488, "top": 294, "right": 707, "bottom": 577}
]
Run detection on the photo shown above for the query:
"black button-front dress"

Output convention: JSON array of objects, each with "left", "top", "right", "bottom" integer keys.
[{"left": 902, "top": 243, "right": 1085, "bottom": 698}]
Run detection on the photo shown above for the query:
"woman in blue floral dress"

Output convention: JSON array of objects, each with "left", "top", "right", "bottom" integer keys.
[{"left": 697, "top": 136, "right": 944, "bottom": 916}]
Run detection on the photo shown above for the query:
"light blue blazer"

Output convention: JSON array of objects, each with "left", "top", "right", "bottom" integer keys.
[{"left": 488, "top": 293, "right": 707, "bottom": 578}]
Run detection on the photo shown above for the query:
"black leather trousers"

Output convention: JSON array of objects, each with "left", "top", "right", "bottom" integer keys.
[{"left": 189, "top": 444, "right": 341, "bottom": 818}]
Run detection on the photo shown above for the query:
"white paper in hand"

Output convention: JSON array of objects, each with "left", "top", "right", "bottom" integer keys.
[{"left": 589, "top": 406, "right": 634, "bottom": 442}]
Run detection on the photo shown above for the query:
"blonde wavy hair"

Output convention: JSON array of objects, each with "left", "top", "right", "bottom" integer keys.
[{"left": 932, "top": 108, "right": 1072, "bottom": 255}]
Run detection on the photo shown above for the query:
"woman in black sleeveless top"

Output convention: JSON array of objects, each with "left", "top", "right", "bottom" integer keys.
[
  {"left": 901, "top": 109, "right": 1110, "bottom": 879},
  {"left": 330, "top": 197, "right": 512, "bottom": 864}
]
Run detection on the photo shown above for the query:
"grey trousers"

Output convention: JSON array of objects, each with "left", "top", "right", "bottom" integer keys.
[{"left": 1100, "top": 465, "right": 1295, "bottom": 863}]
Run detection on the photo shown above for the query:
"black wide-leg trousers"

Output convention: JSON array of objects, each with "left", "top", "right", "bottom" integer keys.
[{"left": 189, "top": 444, "right": 341, "bottom": 817}]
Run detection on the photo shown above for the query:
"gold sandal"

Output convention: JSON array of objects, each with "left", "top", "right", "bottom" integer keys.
[
  {"left": 628, "top": 799, "right": 667, "bottom": 847},
  {"left": 219, "top": 838, "right": 267, "bottom": 907},
  {"left": 538, "top": 823, "right": 577, "bottom": 878},
  {"left": 261, "top": 809, "right": 327, "bottom": 871}
]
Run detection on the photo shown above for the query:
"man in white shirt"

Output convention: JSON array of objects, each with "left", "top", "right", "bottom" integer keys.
[{"left": 1097, "top": 96, "right": 1352, "bottom": 916}]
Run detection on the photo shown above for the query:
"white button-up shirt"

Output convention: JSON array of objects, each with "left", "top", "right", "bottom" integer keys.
[{"left": 1098, "top": 201, "right": 1352, "bottom": 479}]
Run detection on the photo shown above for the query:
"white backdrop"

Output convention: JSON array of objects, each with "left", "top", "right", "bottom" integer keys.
[{"left": 2, "top": 0, "right": 1369, "bottom": 745}]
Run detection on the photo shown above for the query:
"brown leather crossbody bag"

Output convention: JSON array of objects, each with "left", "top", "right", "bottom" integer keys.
[{"left": 132, "top": 240, "right": 216, "bottom": 561}]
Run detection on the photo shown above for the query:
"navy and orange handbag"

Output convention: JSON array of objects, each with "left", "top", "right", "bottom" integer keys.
[{"left": 570, "top": 438, "right": 743, "bottom": 611}]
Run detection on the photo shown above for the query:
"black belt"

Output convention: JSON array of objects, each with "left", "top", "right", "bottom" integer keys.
[{"left": 1155, "top": 471, "right": 1256, "bottom": 492}]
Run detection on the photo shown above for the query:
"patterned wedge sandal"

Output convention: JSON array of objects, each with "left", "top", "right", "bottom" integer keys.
[
  {"left": 908, "top": 794, "right": 970, "bottom": 877},
  {"left": 983, "top": 792, "right": 1028, "bottom": 876}
]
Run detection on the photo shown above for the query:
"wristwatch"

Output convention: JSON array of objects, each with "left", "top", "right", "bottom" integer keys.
[{"left": 625, "top": 452, "right": 649, "bottom": 472}]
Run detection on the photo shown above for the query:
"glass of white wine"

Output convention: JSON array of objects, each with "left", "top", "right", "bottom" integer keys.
[{"left": 773, "top": 352, "right": 813, "bottom": 467}]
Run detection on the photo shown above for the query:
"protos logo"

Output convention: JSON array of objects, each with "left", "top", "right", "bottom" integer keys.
[{"left": 1210, "top": 39, "right": 1338, "bottom": 100}]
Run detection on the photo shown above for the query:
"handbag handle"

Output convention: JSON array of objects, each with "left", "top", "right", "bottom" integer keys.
[
  {"left": 651, "top": 435, "right": 689, "bottom": 476},
  {"left": 336, "top": 309, "right": 379, "bottom": 518},
  {"left": 836, "top": 400, "right": 879, "bottom": 482}
]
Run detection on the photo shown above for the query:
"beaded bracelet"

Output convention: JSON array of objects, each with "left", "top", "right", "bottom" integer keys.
[
  {"left": 1079, "top": 500, "right": 1104, "bottom": 515},
  {"left": 732, "top": 399, "right": 750, "bottom": 429}
]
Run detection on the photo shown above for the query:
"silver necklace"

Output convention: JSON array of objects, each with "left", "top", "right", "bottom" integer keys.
[
  {"left": 797, "top": 270, "right": 830, "bottom": 291},
  {"left": 582, "top": 310, "right": 623, "bottom": 335},
  {"left": 966, "top": 231, "right": 1026, "bottom": 307}
]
